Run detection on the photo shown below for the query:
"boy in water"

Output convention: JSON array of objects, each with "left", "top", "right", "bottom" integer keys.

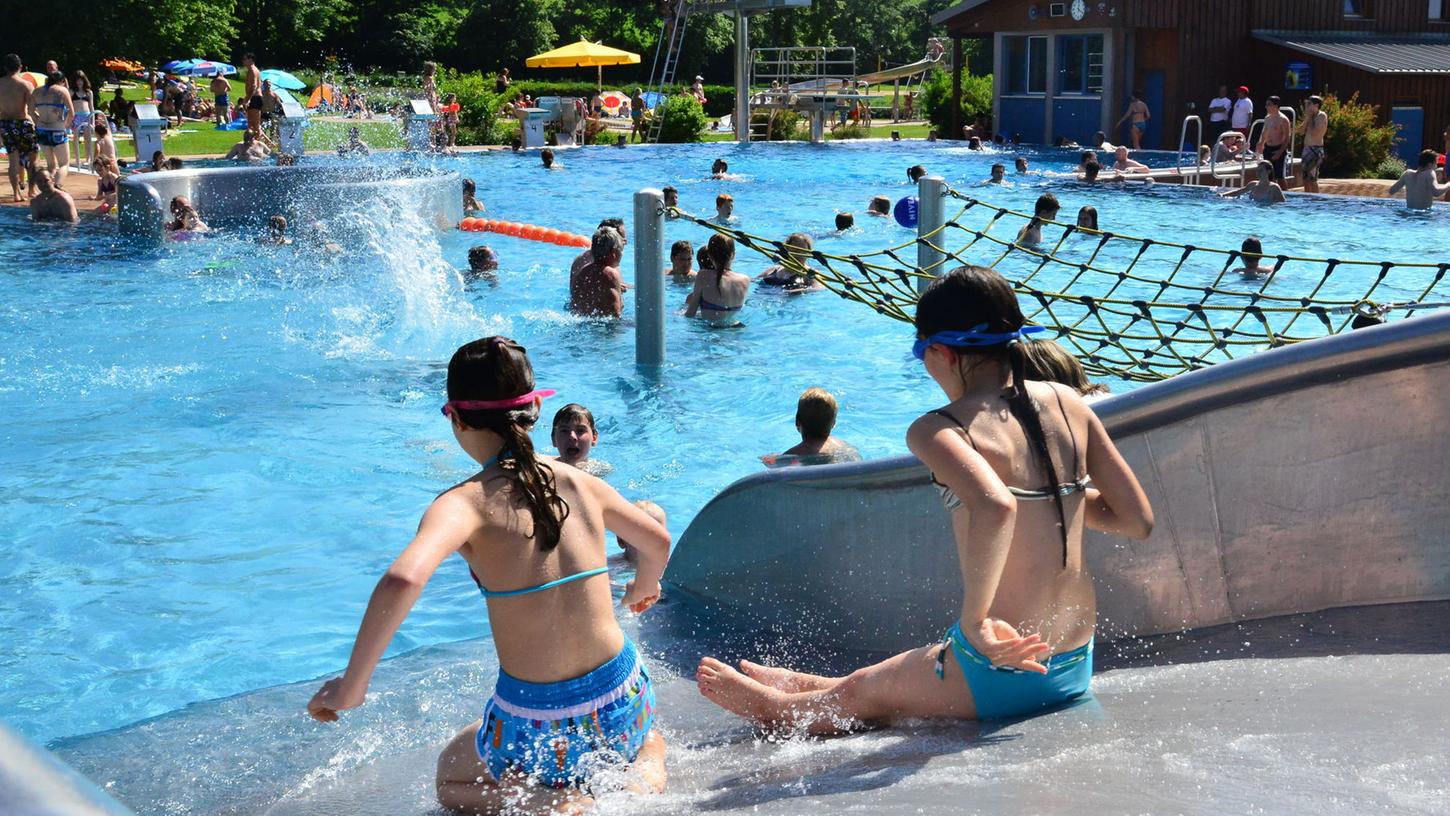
[
  {"left": 1015, "top": 157, "right": 1029, "bottom": 174},
  {"left": 552, "top": 403, "right": 611, "bottom": 476},
  {"left": 541, "top": 148, "right": 557, "bottom": 169},
  {"left": 834, "top": 212, "right": 855, "bottom": 232},
  {"left": 1016, "top": 193, "right": 1060, "bottom": 245},
  {"left": 1219, "top": 160, "right": 1286, "bottom": 204},
  {"left": 762, "top": 388, "right": 861, "bottom": 468},
  {"left": 714, "top": 193, "right": 735, "bottom": 223},
  {"left": 466, "top": 245, "right": 499, "bottom": 282},
  {"left": 669, "top": 240, "right": 695, "bottom": 279},
  {"left": 866, "top": 195, "right": 891, "bottom": 216},
  {"left": 985, "top": 163, "right": 1006, "bottom": 184},
  {"left": 265, "top": 215, "right": 291, "bottom": 245},
  {"left": 1387, "top": 150, "right": 1450, "bottom": 209},
  {"left": 1233, "top": 236, "right": 1269, "bottom": 278}
]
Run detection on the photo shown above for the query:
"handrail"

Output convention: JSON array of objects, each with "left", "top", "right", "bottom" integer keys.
[
  {"left": 1176, "top": 114, "right": 1202, "bottom": 180},
  {"left": 1207, "top": 129, "right": 1255, "bottom": 186}
]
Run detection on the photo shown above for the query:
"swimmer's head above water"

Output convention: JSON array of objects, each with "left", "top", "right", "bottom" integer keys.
[
  {"left": 835, "top": 212, "right": 855, "bottom": 231},
  {"left": 551, "top": 403, "right": 599, "bottom": 467},
  {"left": 444, "top": 337, "right": 567, "bottom": 547},
  {"left": 907, "top": 164, "right": 927, "bottom": 183}
]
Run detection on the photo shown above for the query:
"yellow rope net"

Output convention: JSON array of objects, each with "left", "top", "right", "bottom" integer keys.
[{"left": 671, "top": 186, "right": 1450, "bottom": 382}]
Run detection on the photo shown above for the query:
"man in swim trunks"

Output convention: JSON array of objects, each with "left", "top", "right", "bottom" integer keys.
[
  {"left": 29, "top": 72, "right": 73, "bottom": 189},
  {"left": 209, "top": 73, "right": 231, "bottom": 124},
  {"left": 1256, "top": 95, "right": 1291, "bottom": 183},
  {"left": 1300, "top": 95, "right": 1327, "bottom": 194},
  {"left": 0, "top": 53, "right": 37, "bottom": 201},
  {"left": 1115, "top": 91, "right": 1150, "bottom": 150},
  {"left": 241, "top": 53, "right": 262, "bottom": 135},
  {"left": 1387, "top": 150, "right": 1450, "bottom": 209},
  {"left": 28, "top": 168, "right": 76, "bottom": 222},
  {"left": 569, "top": 227, "right": 625, "bottom": 318}
]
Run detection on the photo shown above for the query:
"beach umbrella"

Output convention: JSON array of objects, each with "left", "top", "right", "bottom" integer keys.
[
  {"left": 161, "top": 58, "right": 198, "bottom": 72},
  {"left": 598, "top": 90, "right": 628, "bottom": 111},
  {"left": 526, "top": 39, "right": 640, "bottom": 92},
  {"left": 259, "top": 69, "right": 306, "bottom": 90},
  {"left": 17, "top": 71, "right": 47, "bottom": 89},
  {"left": 180, "top": 61, "right": 236, "bottom": 77}
]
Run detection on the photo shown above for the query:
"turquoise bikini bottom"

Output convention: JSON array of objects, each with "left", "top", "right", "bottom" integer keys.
[
  {"left": 938, "top": 621, "right": 1092, "bottom": 720},
  {"left": 476, "top": 638, "right": 655, "bottom": 789}
]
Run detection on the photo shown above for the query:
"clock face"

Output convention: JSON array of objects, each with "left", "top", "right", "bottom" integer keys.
[{"left": 1072, "top": 0, "right": 1086, "bottom": 19}]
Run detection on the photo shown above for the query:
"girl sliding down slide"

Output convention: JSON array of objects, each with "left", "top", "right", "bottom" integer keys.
[
  {"left": 308, "top": 337, "right": 671, "bottom": 813},
  {"left": 697, "top": 266, "right": 1153, "bottom": 730}
]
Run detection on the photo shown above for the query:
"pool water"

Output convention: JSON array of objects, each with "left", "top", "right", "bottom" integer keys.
[{"left": 2, "top": 140, "right": 1446, "bottom": 756}]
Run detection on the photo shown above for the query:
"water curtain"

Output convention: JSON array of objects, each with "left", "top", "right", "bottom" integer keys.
[{"left": 669, "top": 188, "right": 1450, "bottom": 382}]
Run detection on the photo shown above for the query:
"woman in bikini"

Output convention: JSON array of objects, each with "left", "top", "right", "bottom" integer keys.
[
  {"left": 308, "top": 337, "right": 670, "bottom": 813},
  {"left": 684, "top": 234, "right": 750, "bottom": 325},
  {"left": 696, "top": 265, "right": 1153, "bottom": 729}
]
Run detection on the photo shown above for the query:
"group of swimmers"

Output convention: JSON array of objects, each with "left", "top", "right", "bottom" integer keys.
[{"left": 305, "top": 262, "right": 1155, "bottom": 814}]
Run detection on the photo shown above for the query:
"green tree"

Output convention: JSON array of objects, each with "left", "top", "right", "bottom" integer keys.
[{"left": 919, "top": 65, "right": 991, "bottom": 138}]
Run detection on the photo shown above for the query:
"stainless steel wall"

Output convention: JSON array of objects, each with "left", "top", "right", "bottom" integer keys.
[
  {"left": 117, "top": 164, "right": 462, "bottom": 241},
  {"left": 667, "top": 313, "right": 1450, "bottom": 652}
]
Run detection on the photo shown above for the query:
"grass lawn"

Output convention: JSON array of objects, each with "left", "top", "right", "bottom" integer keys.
[{"left": 109, "top": 81, "right": 403, "bottom": 159}]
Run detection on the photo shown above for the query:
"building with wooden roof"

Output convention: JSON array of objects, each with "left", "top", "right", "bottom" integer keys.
[{"left": 932, "top": 0, "right": 1450, "bottom": 158}]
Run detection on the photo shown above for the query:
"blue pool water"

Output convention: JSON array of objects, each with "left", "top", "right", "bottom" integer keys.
[{"left": 2, "top": 140, "right": 1446, "bottom": 754}]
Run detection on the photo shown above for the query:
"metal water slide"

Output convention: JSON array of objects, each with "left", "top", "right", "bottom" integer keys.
[{"left": 666, "top": 313, "right": 1450, "bottom": 653}]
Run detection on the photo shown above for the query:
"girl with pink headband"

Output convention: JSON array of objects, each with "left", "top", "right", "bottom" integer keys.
[{"left": 308, "top": 335, "right": 672, "bottom": 809}]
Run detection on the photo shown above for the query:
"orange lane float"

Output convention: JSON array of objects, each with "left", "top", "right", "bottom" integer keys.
[{"left": 459, "top": 218, "right": 590, "bottom": 248}]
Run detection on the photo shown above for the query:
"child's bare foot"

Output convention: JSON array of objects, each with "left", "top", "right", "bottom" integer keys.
[
  {"left": 697, "top": 657, "right": 791, "bottom": 724},
  {"left": 738, "top": 659, "right": 833, "bottom": 693}
]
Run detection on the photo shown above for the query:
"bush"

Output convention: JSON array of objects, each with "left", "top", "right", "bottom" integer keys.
[
  {"left": 751, "top": 109, "right": 801, "bottom": 141},
  {"left": 1309, "top": 91, "right": 1399, "bottom": 179},
  {"left": 655, "top": 94, "right": 708, "bottom": 143},
  {"left": 1373, "top": 155, "right": 1407, "bottom": 180},
  {"left": 832, "top": 123, "right": 870, "bottom": 140},
  {"left": 919, "top": 66, "right": 992, "bottom": 140},
  {"left": 439, "top": 69, "right": 516, "bottom": 145}
]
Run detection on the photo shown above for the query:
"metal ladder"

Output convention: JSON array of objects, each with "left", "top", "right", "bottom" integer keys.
[{"left": 645, "top": 0, "right": 694, "bottom": 144}]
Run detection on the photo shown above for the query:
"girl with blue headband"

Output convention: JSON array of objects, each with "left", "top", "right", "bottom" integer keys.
[
  {"left": 308, "top": 337, "right": 671, "bottom": 810},
  {"left": 697, "top": 266, "right": 1153, "bottom": 728}
]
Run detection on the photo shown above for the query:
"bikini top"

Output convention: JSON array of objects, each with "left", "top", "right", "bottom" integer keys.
[
  {"left": 698, "top": 297, "right": 740, "bottom": 312},
  {"left": 464, "top": 453, "right": 610, "bottom": 599},
  {"left": 928, "top": 388, "right": 1088, "bottom": 528}
]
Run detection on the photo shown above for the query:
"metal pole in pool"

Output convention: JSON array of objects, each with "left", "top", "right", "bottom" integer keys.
[
  {"left": 916, "top": 175, "right": 947, "bottom": 293},
  {"left": 634, "top": 188, "right": 667, "bottom": 366},
  {"left": 734, "top": 12, "right": 750, "bottom": 142}
]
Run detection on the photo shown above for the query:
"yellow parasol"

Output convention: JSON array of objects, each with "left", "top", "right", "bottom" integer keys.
[
  {"left": 525, "top": 39, "right": 640, "bottom": 92},
  {"left": 18, "top": 71, "right": 48, "bottom": 89}
]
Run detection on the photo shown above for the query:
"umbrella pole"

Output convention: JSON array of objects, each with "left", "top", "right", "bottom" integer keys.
[{"left": 598, "top": 65, "right": 602, "bottom": 94}]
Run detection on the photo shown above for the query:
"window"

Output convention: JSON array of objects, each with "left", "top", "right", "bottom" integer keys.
[
  {"left": 1344, "top": 0, "right": 1370, "bottom": 17},
  {"left": 1433, "top": 0, "right": 1450, "bottom": 21},
  {"left": 1058, "top": 34, "right": 1105, "bottom": 94},
  {"left": 1004, "top": 35, "right": 1048, "bottom": 94}
]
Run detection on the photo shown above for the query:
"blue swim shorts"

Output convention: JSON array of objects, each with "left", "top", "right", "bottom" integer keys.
[
  {"left": 37, "top": 128, "right": 69, "bottom": 148},
  {"left": 939, "top": 620, "right": 1091, "bottom": 720},
  {"left": 477, "top": 638, "right": 655, "bottom": 789}
]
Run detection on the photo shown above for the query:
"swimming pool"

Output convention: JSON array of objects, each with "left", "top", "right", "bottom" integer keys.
[{"left": 2, "top": 140, "right": 1446, "bottom": 793}]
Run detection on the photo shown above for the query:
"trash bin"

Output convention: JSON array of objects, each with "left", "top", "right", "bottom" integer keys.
[
  {"left": 516, "top": 108, "right": 550, "bottom": 149},
  {"left": 407, "top": 99, "right": 437, "bottom": 152},
  {"left": 277, "top": 90, "right": 308, "bottom": 157},
  {"left": 133, "top": 103, "right": 166, "bottom": 166}
]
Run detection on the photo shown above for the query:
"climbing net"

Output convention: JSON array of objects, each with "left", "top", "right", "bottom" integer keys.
[{"left": 670, "top": 187, "right": 1450, "bottom": 382}]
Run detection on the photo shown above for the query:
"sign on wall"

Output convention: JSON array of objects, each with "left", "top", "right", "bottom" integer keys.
[{"left": 1285, "top": 61, "right": 1312, "bottom": 91}]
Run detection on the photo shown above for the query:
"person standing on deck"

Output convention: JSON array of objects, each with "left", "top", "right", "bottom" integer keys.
[
  {"left": 1207, "top": 85, "right": 1232, "bottom": 145},
  {"left": 1300, "top": 96, "right": 1327, "bottom": 194},
  {"left": 1230, "top": 86, "right": 1254, "bottom": 138},
  {"left": 0, "top": 54, "right": 37, "bottom": 202},
  {"left": 242, "top": 54, "right": 262, "bottom": 136},
  {"left": 210, "top": 73, "right": 231, "bottom": 125},
  {"left": 1116, "top": 91, "right": 1150, "bottom": 150},
  {"left": 1256, "top": 96, "right": 1291, "bottom": 183}
]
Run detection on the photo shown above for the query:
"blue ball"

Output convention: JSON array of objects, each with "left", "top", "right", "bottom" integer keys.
[{"left": 894, "top": 196, "right": 919, "bottom": 228}]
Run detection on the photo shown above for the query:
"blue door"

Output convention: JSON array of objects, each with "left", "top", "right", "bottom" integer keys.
[
  {"left": 1140, "top": 71, "right": 1165, "bottom": 149},
  {"left": 1390, "top": 107, "right": 1424, "bottom": 164}
]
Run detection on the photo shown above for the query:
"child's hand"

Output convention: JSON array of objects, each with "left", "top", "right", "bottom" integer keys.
[
  {"left": 307, "top": 677, "right": 366, "bottom": 722},
  {"left": 621, "top": 578, "right": 661, "bottom": 614},
  {"left": 968, "top": 618, "right": 1050, "bottom": 674}
]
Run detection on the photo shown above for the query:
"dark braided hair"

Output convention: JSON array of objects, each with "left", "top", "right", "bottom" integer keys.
[
  {"left": 915, "top": 266, "right": 1070, "bottom": 565},
  {"left": 446, "top": 337, "right": 570, "bottom": 549}
]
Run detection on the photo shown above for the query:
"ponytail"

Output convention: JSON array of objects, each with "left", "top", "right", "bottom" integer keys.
[
  {"left": 447, "top": 337, "right": 571, "bottom": 550},
  {"left": 1004, "top": 343, "right": 1069, "bottom": 566},
  {"left": 707, "top": 233, "right": 734, "bottom": 290}
]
